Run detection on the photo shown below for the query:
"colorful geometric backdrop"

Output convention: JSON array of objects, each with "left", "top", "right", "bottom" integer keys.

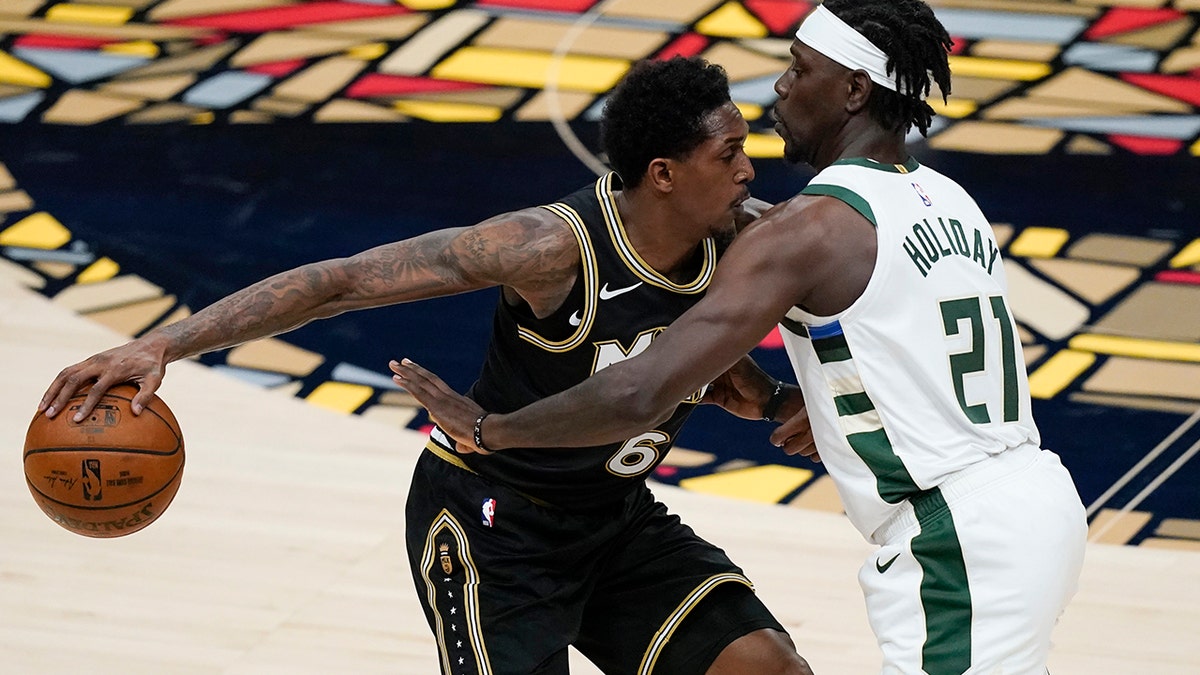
[
  {"left": 1, "top": 0, "right": 1198, "bottom": 551},
  {"left": 2, "top": 0, "right": 1200, "bottom": 156}
]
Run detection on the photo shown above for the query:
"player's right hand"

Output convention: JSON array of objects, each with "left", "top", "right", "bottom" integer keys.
[
  {"left": 389, "top": 358, "right": 491, "bottom": 454},
  {"left": 39, "top": 337, "right": 169, "bottom": 422}
]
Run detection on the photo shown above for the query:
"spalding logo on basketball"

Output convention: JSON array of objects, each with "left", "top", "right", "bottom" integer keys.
[{"left": 23, "top": 383, "right": 185, "bottom": 538}]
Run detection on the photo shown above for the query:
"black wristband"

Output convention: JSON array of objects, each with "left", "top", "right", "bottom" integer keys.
[
  {"left": 473, "top": 411, "right": 492, "bottom": 453},
  {"left": 761, "top": 382, "right": 788, "bottom": 422}
]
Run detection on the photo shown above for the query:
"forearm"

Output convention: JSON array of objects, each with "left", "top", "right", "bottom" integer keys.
[
  {"left": 151, "top": 262, "right": 349, "bottom": 363},
  {"left": 483, "top": 365, "right": 679, "bottom": 449},
  {"left": 148, "top": 226, "right": 503, "bottom": 363}
]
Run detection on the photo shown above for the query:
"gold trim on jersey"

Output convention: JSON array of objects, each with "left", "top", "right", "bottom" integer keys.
[
  {"left": 598, "top": 174, "right": 715, "bottom": 294},
  {"left": 420, "top": 510, "right": 493, "bottom": 675},
  {"left": 519, "top": 200, "right": 599, "bottom": 352},
  {"left": 637, "top": 573, "right": 754, "bottom": 675}
]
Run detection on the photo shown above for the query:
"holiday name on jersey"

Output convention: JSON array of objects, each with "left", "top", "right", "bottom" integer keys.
[{"left": 902, "top": 217, "right": 1000, "bottom": 278}]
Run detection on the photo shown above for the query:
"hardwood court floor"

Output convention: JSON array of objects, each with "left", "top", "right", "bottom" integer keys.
[{"left": 2, "top": 273, "right": 1198, "bottom": 673}]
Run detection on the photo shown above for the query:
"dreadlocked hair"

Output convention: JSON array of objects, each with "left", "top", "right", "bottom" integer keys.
[{"left": 822, "top": 0, "right": 953, "bottom": 136}]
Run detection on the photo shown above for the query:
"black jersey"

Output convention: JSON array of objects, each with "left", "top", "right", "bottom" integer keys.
[{"left": 436, "top": 172, "right": 716, "bottom": 510}]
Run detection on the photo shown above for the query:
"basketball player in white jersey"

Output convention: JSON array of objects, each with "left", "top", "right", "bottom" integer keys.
[{"left": 393, "top": 1, "right": 1089, "bottom": 673}]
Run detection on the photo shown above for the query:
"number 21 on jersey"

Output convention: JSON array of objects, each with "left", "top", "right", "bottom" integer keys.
[{"left": 940, "top": 294, "right": 1021, "bottom": 425}]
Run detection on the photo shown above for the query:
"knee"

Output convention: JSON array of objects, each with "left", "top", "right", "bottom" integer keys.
[
  {"left": 775, "top": 653, "right": 813, "bottom": 675},
  {"left": 708, "top": 629, "right": 813, "bottom": 675}
]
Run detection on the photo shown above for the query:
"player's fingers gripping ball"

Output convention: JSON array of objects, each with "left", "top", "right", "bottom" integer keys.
[{"left": 24, "top": 383, "right": 185, "bottom": 538}]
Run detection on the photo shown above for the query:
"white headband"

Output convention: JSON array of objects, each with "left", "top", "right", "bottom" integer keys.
[{"left": 795, "top": 4, "right": 925, "bottom": 99}]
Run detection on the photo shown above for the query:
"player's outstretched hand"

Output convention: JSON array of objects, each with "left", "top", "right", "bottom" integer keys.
[
  {"left": 40, "top": 337, "right": 169, "bottom": 422},
  {"left": 390, "top": 358, "right": 488, "bottom": 454},
  {"left": 769, "top": 407, "right": 820, "bottom": 463}
]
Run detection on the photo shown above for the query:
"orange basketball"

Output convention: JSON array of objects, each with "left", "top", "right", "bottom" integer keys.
[{"left": 23, "top": 383, "right": 185, "bottom": 538}]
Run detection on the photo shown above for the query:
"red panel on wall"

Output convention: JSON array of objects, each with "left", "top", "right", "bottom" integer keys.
[
  {"left": 476, "top": 0, "right": 599, "bottom": 13},
  {"left": 1085, "top": 7, "right": 1186, "bottom": 40},
  {"left": 1121, "top": 73, "right": 1200, "bottom": 108},
  {"left": 744, "top": 0, "right": 812, "bottom": 36},
  {"left": 164, "top": 2, "right": 410, "bottom": 33},
  {"left": 1107, "top": 134, "right": 1183, "bottom": 155},
  {"left": 345, "top": 74, "right": 486, "bottom": 98}
]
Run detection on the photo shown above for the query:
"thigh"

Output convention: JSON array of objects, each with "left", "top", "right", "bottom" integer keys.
[
  {"left": 574, "top": 491, "right": 785, "bottom": 674},
  {"left": 860, "top": 452, "right": 1086, "bottom": 675},
  {"left": 954, "top": 451, "right": 1086, "bottom": 673},
  {"left": 405, "top": 450, "right": 616, "bottom": 675}
]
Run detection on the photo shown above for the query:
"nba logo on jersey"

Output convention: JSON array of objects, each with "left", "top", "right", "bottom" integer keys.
[
  {"left": 481, "top": 498, "right": 496, "bottom": 527},
  {"left": 912, "top": 182, "right": 933, "bottom": 207}
]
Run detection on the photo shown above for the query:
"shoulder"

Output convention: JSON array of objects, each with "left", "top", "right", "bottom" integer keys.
[
  {"left": 733, "top": 193, "right": 874, "bottom": 280},
  {"left": 472, "top": 206, "right": 580, "bottom": 255},
  {"left": 748, "top": 193, "right": 866, "bottom": 240}
]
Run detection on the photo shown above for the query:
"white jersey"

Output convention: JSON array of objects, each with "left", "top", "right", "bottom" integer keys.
[{"left": 779, "top": 157, "right": 1041, "bottom": 543}]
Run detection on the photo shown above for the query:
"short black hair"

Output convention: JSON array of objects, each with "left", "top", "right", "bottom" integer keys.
[
  {"left": 600, "top": 57, "right": 732, "bottom": 188},
  {"left": 823, "top": 0, "right": 953, "bottom": 136}
]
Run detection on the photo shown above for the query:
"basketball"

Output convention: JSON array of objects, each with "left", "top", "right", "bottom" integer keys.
[{"left": 23, "top": 383, "right": 185, "bottom": 538}]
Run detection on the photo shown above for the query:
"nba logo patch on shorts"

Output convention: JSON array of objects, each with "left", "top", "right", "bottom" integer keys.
[{"left": 481, "top": 498, "right": 496, "bottom": 527}]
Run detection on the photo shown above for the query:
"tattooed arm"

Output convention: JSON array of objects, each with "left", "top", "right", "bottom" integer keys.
[{"left": 40, "top": 208, "right": 578, "bottom": 420}]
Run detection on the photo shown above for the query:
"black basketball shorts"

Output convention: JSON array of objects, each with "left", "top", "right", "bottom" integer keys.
[{"left": 404, "top": 446, "right": 786, "bottom": 674}]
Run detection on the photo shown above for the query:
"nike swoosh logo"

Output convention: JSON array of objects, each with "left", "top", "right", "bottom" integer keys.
[
  {"left": 599, "top": 282, "right": 642, "bottom": 300},
  {"left": 876, "top": 553, "right": 901, "bottom": 574},
  {"left": 568, "top": 311, "right": 581, "bottom": 327}
]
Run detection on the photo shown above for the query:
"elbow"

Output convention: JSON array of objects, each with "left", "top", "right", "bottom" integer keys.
[{"left": 612, "top": 373, "right": 677, "bottom": 431}]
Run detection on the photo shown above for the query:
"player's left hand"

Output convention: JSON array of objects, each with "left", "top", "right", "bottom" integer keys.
[
  {"left": 389, "top": 359, "right": 488, "bottom": 454},
  {"left": 770, "top": 407, "right": 820, "bottom": 463},
  {"left": 702, "top": 354, "right": 783, "bottom": 420}
]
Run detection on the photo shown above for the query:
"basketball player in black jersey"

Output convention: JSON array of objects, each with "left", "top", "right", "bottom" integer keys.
[{"left": 40, "top": 57, "right": 812, "bottom": 674}]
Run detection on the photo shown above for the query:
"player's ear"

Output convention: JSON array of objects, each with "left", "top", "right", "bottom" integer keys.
[
  {"left": 646, "top": 158, "right": 674, "bottom": 194},
  {"left": 846, "top": 69, "right": 872, "bottom": 114}
]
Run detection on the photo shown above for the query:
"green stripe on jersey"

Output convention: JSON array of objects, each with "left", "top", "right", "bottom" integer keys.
[
  {"left": 801, "top": 184, "right": 877, "bottom": 226},
  {"left": 846, "top": 429, "right": 919, "bottom": 503},
  {"left": 813, "top": 333, "right": 852, "bottom": 363},
  {"left": 780, "top": 316, "right": 809, "bottom": 338},
  {"left": 831, "top": 156, "right": 921, "bottom": 173},
  {"left": 835, "top": 392, "right": 875, "bottom": 416}
]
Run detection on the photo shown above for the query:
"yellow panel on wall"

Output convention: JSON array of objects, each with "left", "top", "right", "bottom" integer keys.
[
  {"left": 398, "top": 0, "right": 456, "bottom": 8},
  {"left": 744, "top": 132, "right": 784, "bottom": 158},
  {"left": 929, "top": 98, "right": 977, "bottom": 119},
  {"left": 695, "top": 2, "right": 768, "bottom": 39},
  {"left": 46, "top": 3, "right": 135, "bottom": 25},
  {"left": 1027, "top": 349, "right": 1096, "bottom": 399},
  {"left": 393, "top": 99, "right": 502, "bottom": 122},
  {"left": 0, "top": 51, "right": 51, "bottom": 88},
  {"left": 432, "top": 47, "right": 628, "bottom": 93},
  {"left": 0, "top": 212, "right": 71, "bottom": 249},
  {"left": 306, "top": 381, "right": 374, "bottom": 414},
  {"left": 102, "top": 40, "right": 160, "bottom": 58},
  {"left": 77, "top": 256, "right": 119, "bottom": 284},
  {"left": 1070, "top": 334, "right": 1200, "bottom": 364},
  {"left": 681, "top": 465, "right": 813, "bottom": 504},
  {"left": 1009, "top": 227, "right": 1070, "bottom": 258},
  {"left": 1171, "top": 240, "right": 1200, "bottom": 269},
  {"left": 948, "top": 55, "right": 1052, "bottom": 81}
]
